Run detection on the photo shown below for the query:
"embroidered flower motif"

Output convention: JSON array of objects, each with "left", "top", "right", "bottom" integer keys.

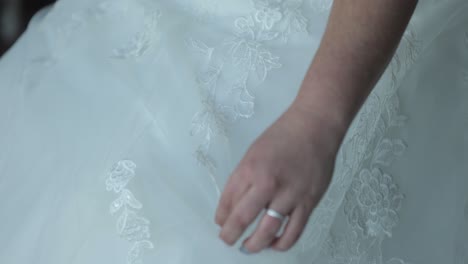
[
  {"left": 106, "top": 160, "right": 136, "bottom": 193},
  {"left": 191, "top": 90, "right": 230, "bottom": 139},
  {"left": 344, "top": 133, "right": 406, "bottom": 238},
  {"left": 116, "top": 210, "right": 151, "bottom": 242},
  {"left": 234, "top": 0, "right": 308, "bottom": 42},
  {"left": 128, "top": 241, "right": 154, "bottom": 264},
  {"left": 110, "top": 189, "right": 143, "bottom": 214},
  {"left": 255, "top": 8, "right": 283, "bottom": 30},
  {"left": 371, "top": 139, "right": 407, "bottom": 167},
  {"left": 106, "top": 160, "right": 154, "bottom": 264},
  {"left": 185, "top": 38, "right": 214, "bottom": 61},
  {"left": 253, "top": 0, "right": 308, "bottom": 41},
  {"left": 233, "top": 15, "right": 279, "bottom": 42},
  {"left": 352, "top": 168, "right": 403, "bottom": 237},
  {"left": 229, "top": 78, "right": 256, "bottom": 118},
  {"left": 234, "top": 16, "right": 256, "bottom": 38},
  {"left": 225, "top": 37, "right": 282, "bottom": 81}
]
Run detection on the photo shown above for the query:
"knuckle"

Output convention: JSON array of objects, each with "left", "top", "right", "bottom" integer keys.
[
  {"left": 237, "top": 163, "right": 255, "bottom": 181},
  {"left": 285, "top": 187, "right": 303, "bottom": 201},
  {"left": 256, "top": 176, "right": 278, "bottom": 193}
]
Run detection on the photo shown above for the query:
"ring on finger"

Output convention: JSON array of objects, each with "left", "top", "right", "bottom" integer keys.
[{"left": 265, "top": 208, "right": 287, "bottom": 222}]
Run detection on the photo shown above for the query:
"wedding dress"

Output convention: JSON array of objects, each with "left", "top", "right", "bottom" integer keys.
[{"left": 0, "top": 0, "right": 467, "bottom": 263}]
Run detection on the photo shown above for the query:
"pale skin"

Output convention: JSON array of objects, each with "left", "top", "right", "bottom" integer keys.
[{"left": 215, "top": 0, "right": 419, "bottom": 254}]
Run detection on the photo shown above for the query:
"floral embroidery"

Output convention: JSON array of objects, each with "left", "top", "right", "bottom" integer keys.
[
  {"left": 187, "top": 0, "right": 309, "bottom": 191},
  {"left": 185, "top": 38, "right": 214, "bottom": 60},
  {"left": 254, "top": 7, "right": 282, "bottom": 30},
  {"left": 251, "top": 0, "right": 309, "bottom": 42},
  {"left": 346, "top": 168, "right": 404, "bottom": 238},
  {"left": 106, "top": 160, "right": 137, "bottom": 193},
  {"left": 106, "top": 160, "right": 154, "bottom": 264}
]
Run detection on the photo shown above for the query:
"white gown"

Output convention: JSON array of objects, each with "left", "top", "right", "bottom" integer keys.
[{"left": 0, "top": 0, "right": 467, "bottom": 263}]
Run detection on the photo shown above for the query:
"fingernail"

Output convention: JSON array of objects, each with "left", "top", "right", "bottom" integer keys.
[{"left": 239, "top": 245, "right": 251, "bottom": 255}]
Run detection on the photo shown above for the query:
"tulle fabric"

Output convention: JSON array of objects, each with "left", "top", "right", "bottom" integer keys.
[{"left": 0, "top": 0, "right": 466, "bottom": 263}]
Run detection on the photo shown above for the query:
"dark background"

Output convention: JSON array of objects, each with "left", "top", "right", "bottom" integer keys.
[{"left": 0, "top": 0, "right": 55, "bottom": 56}]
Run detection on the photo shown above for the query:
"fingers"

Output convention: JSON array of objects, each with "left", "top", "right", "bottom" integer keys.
[
  {"left": 219, "top": 186, "right": 271, "bottom": 245},
  {"left": 215, "top": 172, "right": 250, "bottom": 226},
  {"left": 241, "top": 193, "right": 295, "bottom": 253},
  {"left": 218, "top": 180, "right": 318, "bottom": 253},
  {"left": 240, "top": 211, "right": 285, "bottom": 253},
  {"left": 271, "top": 203, "right": 313, "bottom": 251}
]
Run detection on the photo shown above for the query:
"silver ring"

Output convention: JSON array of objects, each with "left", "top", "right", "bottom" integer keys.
[{"left": 266, "top": 208, "right": 286, "bottom": 221}]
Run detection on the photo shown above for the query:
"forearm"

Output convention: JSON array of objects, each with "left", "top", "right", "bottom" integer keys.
[{"left": 293, "top": 0, "right": 418, "bottom": 137}]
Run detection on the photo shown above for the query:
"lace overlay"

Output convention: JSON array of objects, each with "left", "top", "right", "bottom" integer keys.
[{"left": 106, "top": 160, "right": 154, "bottom": 264}]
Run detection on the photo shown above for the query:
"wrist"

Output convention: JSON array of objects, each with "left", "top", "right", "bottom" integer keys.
[
  {"left": 287, "top": 94, "right": 349, "bottom": 154},
  {"left": 292, "top": 88, "right": 351, "bottom": 139}
]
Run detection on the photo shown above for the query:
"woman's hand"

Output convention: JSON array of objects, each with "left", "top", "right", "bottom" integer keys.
[
  {"left": 215, "top": 100, "right": 345, "bottom": 253},
  {"left": 215, "top": 0, "right": 418, "bottom": 253}
]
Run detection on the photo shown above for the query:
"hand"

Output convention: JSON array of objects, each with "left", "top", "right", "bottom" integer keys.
[{"left": 215, "top": 100, "right": 345, "bottom": 253}]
